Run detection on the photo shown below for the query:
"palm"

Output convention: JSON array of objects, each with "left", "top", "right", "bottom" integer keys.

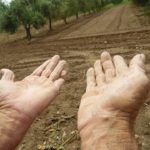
[
  {"left": 78, "top": 52, "right": 150, "bottom": 130},
  {"left": 0, "top": 55, "right": 66, "bottom": 121}
]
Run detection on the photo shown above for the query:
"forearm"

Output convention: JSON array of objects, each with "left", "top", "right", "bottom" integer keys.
[
  {"left": 80, "top": 117, "right": 138, "bottom": 150},
  {"left": 0, "top": 109, "right": 31, "bottom": 150}
]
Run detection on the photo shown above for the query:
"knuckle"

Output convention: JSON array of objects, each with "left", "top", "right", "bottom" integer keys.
[
  {"left": 51, "top": 74, "right": 58, "bottom": 80},
  {"left": 43, "top": 71, "right": 50, "bottom": 77}
]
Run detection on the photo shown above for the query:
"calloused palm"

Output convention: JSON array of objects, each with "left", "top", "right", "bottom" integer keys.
[
  {"left": 78, "top": 52, "right": 150, "bottom": 131},
  {"left": 0, "top": 55, "right": 67, "bottom": 121}
]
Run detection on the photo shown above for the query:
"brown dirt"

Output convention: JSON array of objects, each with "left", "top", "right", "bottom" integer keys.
[{"left": 0, "top": 3, "right": 150, "bottom": 150}]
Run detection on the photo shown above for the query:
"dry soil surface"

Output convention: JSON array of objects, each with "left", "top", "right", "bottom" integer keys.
[{"left": 0, "top": 3, "right": 150, "bottom": 150}]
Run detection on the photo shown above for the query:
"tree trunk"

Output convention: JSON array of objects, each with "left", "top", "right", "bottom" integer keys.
[
  {"left": 76, "top": 12, "right": 79, "bottom": 20},
  {"left": 101, "top": 0, "right": 105, "bottom": 7},
  {"left": 63, "top": 17, "right": 67, "bottom": 24},
  {"left": 25, "top": 25, "right": 31, "bottom": 41},
  {"left": 48, "top": 14, "right": 52, "bottom": 31}
]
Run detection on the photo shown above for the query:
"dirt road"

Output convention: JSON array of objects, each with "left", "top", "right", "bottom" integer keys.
[
  {"left": 39, "top": 4, "right": 150, "bottom": 41},
  {"left": 64, "top": 5, "right": 141, "bottom": 38},
  {"left": 0, "top": 3, "right": 150, "bottom": 150}
]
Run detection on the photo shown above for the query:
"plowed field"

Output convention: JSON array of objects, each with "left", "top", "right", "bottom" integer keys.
[{"left": 0, "top": 4, "right": 150, "bottom": 150}]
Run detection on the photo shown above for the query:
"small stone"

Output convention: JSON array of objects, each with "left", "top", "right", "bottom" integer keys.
[
  {"left": 43, "top": 141, "right": 46, "bottom": 145},
  {"left": 135, "top": 134, "right": 139, "bottom": 139},
  {"left": 37, "top": 144, "right": 45, "bottom": 150},
  {"left": 142, "top": 142, "right": 146, "bottom": 146},
  {"left": 104, "top": 40, "right": 108, "bottom": 44},
  {"left": 144, "top": 103, "right": 148, "bottom": 107},
  {"left": 56, "top": 111, "right": 60, "bottom": 114},
  {"left": 71, "top": 131, "right": 76, "bottom": 134}
]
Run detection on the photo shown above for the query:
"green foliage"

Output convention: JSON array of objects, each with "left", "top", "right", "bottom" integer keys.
[
  {"left": 10, "top": 0, "right": 45, "bottom": 27},
  {"left": 0, "top": 10, "right": 19, "bottom": 33},
  {"left": 132, "top": 0, "right": 150, "bottom": 17},
  {"left": 111, "top": 0, "right": 124, "bottom": 4},
  {"left": 37, "top": 0, "right": 61, "bottom": 29},
  {"left": 32, "top": 11, "right": 46, "bottom": 29},
  {"left": 0, "top": 0, "right": 46, "bottom": 40},
  {"left": 104, "top": 3, "right": 114, "bottom": 9},
  {"left": 67, "top": 0, "right": 79, "bottom": 17},
  {"left": 145, "top": 0, "right": 150, "bottom": 16},
  {"left": 59, "top": 0, "right": 70, "bottom": 19},
  {"left": 78, "top": 0, "right": 86, "bottom": 13},
  {"left": 132, "top": 0, "right": 148, "bottom": 6},
  {"left": 0, "top": 0, "right": 8, "bottom": 31},
  {"left": 78, "top": 0, "right": 101, "bottom": 13},
  {"left": 0, "top": 0, "right": 6, "bottom": 10},
  {"left": 0, "top": 0, "right": 120, "bottom": 40}
]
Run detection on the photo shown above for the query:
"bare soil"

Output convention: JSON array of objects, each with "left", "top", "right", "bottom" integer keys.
[{"left": 0, "top": 3, "right": 150, "bottom": 150}]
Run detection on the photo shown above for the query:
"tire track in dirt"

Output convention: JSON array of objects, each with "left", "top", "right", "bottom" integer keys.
[
  {"left": 119, "top": 5, "right": 142, "bottom": 30},
  {"left": 58, "top": 4, "right": 148, "bottom": 39},
  {"left": 2, "top": 29, "right": 150, "bottom": 74},
  {"left": 63, "top": 5, "right": 125, "bottom": 38},
  {"left": 116, "top": 5, "right": 126, "bottom": 30},
  {"left": 105, "top": 5, "right": 126, "bottom": 31}
]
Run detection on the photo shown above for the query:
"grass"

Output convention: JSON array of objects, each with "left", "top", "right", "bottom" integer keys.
[
  {"left": 37, "top": 115, "right": 79, "bottom": 150},
  {"left": 122, "top": 0, "right": 131, "bottom": 4},
  {"left": 104, "top": 3, "right": 115, "bottom": 9},
  {"left": 103, "top": 0, "right": 131, "bottom": 10}
]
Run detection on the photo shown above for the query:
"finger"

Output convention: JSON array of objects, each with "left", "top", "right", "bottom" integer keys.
[
  {"left": 61, "top": 70, "right": 67, "bottom": 78},
  {"left": 49, "top": 60, "right": 66, "bottom": 81},
  {"left": 130, "top": 54, "right": 146, "bottom": 71},
  {"left": 32, "top": 59, "right": 51, "bottom": 76},
  {"left": 86, "top": 68, "right": 96, "bottom": 92},
  {"left": 113, "top": 55, "right": 128, "bottom": 75},
  {"left": 54, "top": 78, "right": 65, "bottom": 91},
  {"left": 101, "top": 51, "right": 115, "bottom": 82},
  {"left": 41, "top": 55, "right": 60, "bottom": 77},
  {"left": 0, "top": 69, "right": 15, "bottom": 81},
  {"left": 94, "top": 60, "right": 105, "bottom": 86}
]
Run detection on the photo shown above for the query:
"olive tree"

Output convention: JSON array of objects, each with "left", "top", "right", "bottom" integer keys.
[
  {"left": 37, "top": 0, "right": 61, "bottom": 31},
  {"left": 0, "top": 0, "right": 46, "bottom": 40},
  {"left": 67, "top": 0, "right": 80, "bottom": 19}
]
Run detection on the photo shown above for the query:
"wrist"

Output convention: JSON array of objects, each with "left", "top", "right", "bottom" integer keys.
[
  {"left": 79, "top": 115, "right": 138, "bottom": 150},
  {"left": 0, "top": 108, "right": 32, "bottom": 150}
]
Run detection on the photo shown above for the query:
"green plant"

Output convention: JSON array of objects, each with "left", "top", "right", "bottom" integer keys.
[
  {"left": 0, "top": 0, "right": 46, "bottom": 40},
  {"left": 132, "top": 0, "right": 148, "bottom": 6},
  {"left": 145, "top": 0, "right": 150, "bottom": 16},
  {"left": 0, "top": 0, "right": 119, "bottom": 40}
]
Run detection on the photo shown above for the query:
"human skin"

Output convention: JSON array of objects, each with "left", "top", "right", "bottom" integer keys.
[
  {"left": 0, "top": 55, "right": 67, "bottom": 150},
  {"left": 78, "top": 52, "right": 150, "bottom": 150}
]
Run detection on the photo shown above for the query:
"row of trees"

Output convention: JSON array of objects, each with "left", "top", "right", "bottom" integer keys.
[{"left": 0, "top": 0, "right": 123, "bottom": 41}]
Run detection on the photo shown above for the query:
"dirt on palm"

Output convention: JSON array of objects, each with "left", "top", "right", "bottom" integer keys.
[{"left": 0, "top": 3, "right": 150, "bottom": 150}]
